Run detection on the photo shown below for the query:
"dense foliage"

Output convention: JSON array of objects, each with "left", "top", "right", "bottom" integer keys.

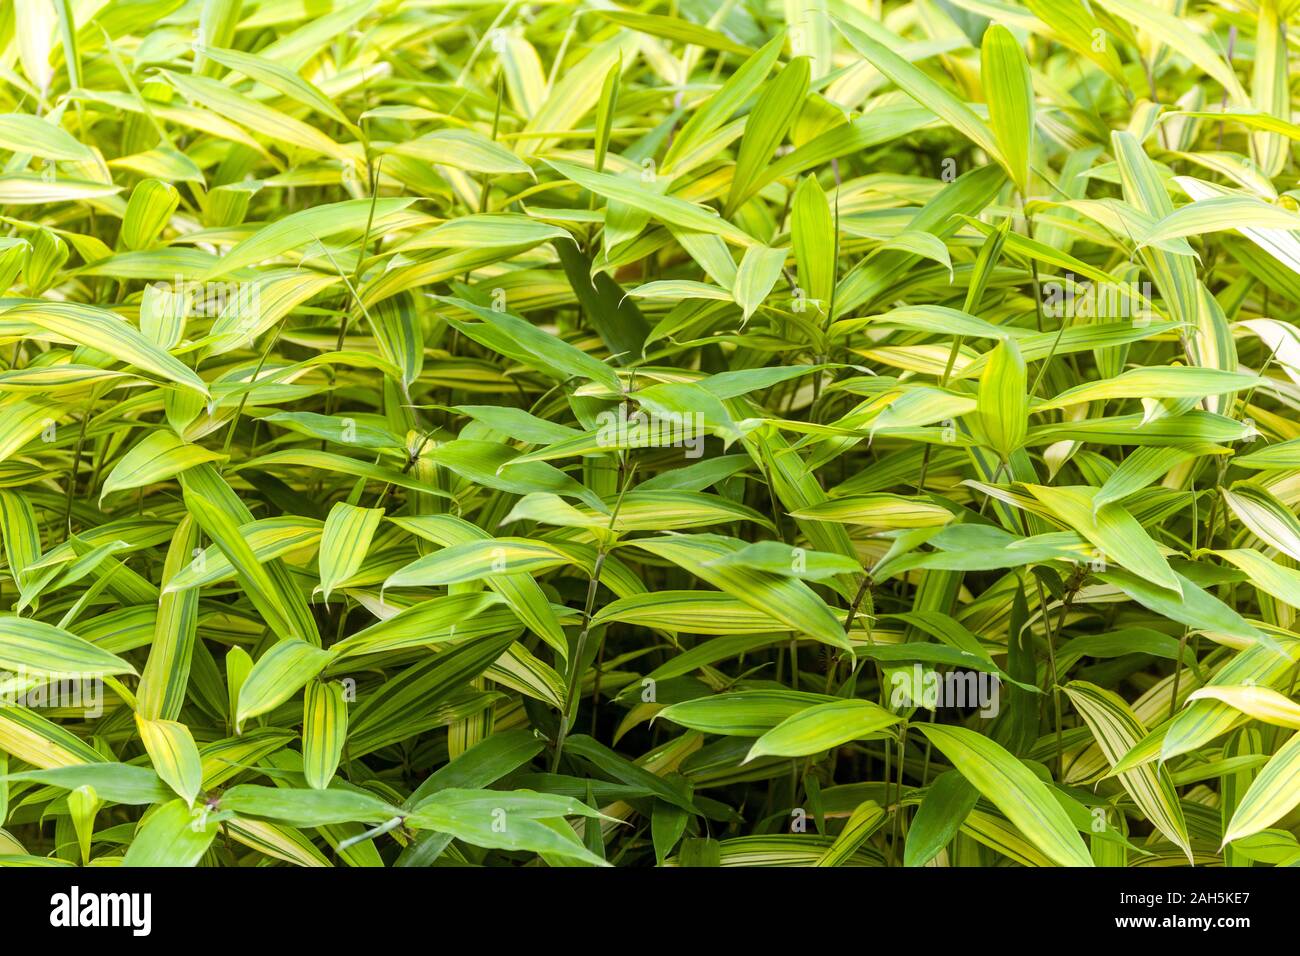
[{"left": 1, "top": 0, "right": 1300, "bottom": 868}]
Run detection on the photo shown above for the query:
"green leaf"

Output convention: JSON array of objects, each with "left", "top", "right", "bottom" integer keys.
[
  {"left": 658, "top": 690, "right": 840, "bottom": 736},
  {"left": 791, "top": 175, "right": 835, "bottom": 309},
  {"left": 236, "top": 640, "right": 337, "bottom": 731},
  {"left": 732, "top": 245, "right": 788, "bottom": 323},
  {"left": 317, "top": 502, "right": 384, "bottom": 600},
  {"left": 386, "top": 130, "right": 532, "bottom": 175},
  {"left": 1062, "top": 681, "right": 1192, "bottom": 861},
  {"left": 100, "top": 432, "right": 225, "bottom": 502},
  {"left": 204, "top": 198, "right": 416, "bottom": 279},
  {"left": 833, "top": 17, "right": 1002, "bottom": 167},
  {"left": 121, "top": 179, "right": 179, "bottom": 251},
  {"left": 122, "top": 798, "right": 221, "bottom": 867},
  {"left": 0, "top": 113, "right": 94, "bottom": 161},
  {"left": 181, "top": 476, "right": 321, "bottom": 646},
  {"left": 631, "top": 535, "right": 850, "bottom": 651},
  {"left": 2, "top": 302, "right": 208, "bottom": 396},
  {"left": 975, "top": 338, "right": 1027, "bottom": 458},
  {"left": 746, "top": 699, "right": 901, "bottom": 761},
  {"left": 0, "top": 616, "right": 135, "bottom": 677},
  {"left": 406, "top": 788, "right": 609, "bottom": 866},
  {"left": 435, "top": 295, "right": 621, "bottom": 392},
  {"left": 725, "top": 56, "right": 810, "bottom": 215},
  {"left": 981, "top": 24, "right": 1034, "bottom": 193},
  {"left": 904, "top": 770, "right": 979, "bottom": 867},
  {"left": 136, "top": 715, "right": 203, "bottom": 807},
  {"left": 1222, "top": 732, "right": 1300, "bottom": 845},
  {"left": 303, "top": 680, "right": 349, "bottom": 790},
  {"left": 221, "top": 784, "right": 399, "bottom": 826},
  {"left": 1222, "top": 483, "right": 1300, "bottom": 562},
  {"left": 546, "top": 159, "right": 757, "bottom": 247},
  {"left": 0, "top": 763, "right": 170, "bottom": 805},
  {"left": 1024, "top": 484, "right": 1180, "bottom": 592},
  {"left": 917, "top": 724, "right": 1094, "bottom": 867}
]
